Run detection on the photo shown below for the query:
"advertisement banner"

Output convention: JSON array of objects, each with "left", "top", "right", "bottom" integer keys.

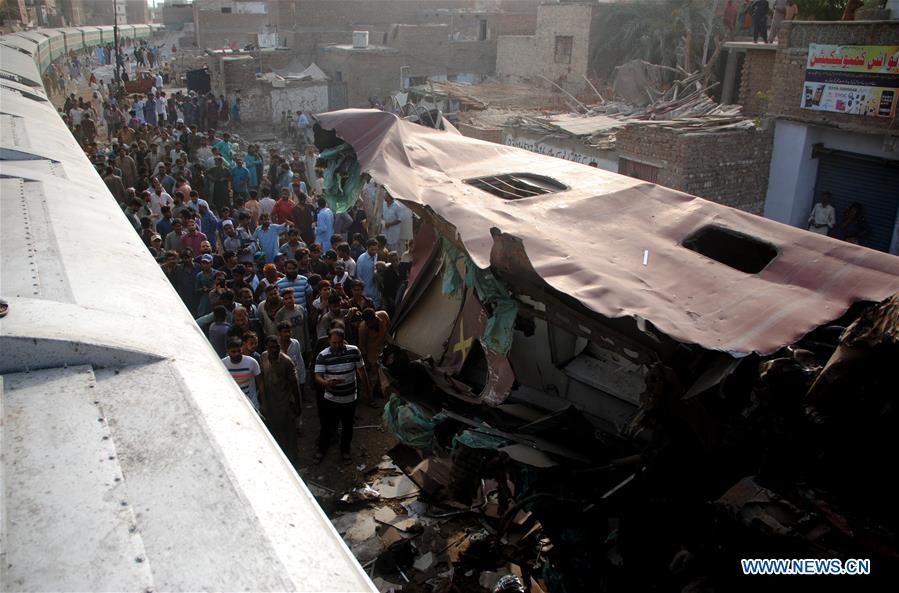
[{"left": 802, "top": 44, "right": 899, "bottom": 118}]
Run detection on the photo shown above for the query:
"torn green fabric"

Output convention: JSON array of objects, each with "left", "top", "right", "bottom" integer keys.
[
  {"left": 440, "top": 238, "right": 518, "bottom": 355},
  {"left": 452, "top": 429, "right": 509, "bottom": 450},
  {"left": 382, "top": 395, "right": 447, "bottom": 451},
  {"left": 441, "top": 238, "right": 464, "bottom": 296},
  {"left": 319, "top": 142, "right": 364, "bottom": 214}
]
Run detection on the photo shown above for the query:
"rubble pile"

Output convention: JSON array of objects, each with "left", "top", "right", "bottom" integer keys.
[{"left": 329, "top": 294, "right": 899, "bottom": 593}]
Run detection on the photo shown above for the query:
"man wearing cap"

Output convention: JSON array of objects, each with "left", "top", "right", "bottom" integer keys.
[
  {"left": 195, "top": 253, "right": 218, "bottom": 317},
  {"left": 313, "top": 328, "right": 369, "bottom": 464}
]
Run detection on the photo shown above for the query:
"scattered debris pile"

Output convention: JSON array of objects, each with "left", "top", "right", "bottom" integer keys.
[
  {"left": 325, "top": 416, "right": 558, "bottom": 593},
  {"left": 347, "top": 294, "right": 899, "bottom": 592}
]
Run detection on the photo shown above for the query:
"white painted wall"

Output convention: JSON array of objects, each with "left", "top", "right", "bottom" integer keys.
[
  {"left": 269, "top": 84, "right": 328, "bottom": 123},
  {"left": 764, "top": 120, "right": 897, "bottom": 227},
  {"left": 502, "top": 129, "right": 619, "bottom": 172}
]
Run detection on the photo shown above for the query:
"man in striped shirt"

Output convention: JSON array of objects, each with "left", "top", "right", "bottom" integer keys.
[
  {"left": 313, "top": 328, "right": 369, "bottom": 464},
  {"left": 275, "top": 258, "right": 310, "bottom": 308}
]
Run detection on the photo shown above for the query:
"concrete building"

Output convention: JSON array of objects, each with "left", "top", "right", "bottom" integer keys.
[
  {"left": 729, "top": 21, "right": 899, "bottom": 254},
  {"left": 162, "top": 0, "right": 194, "bottom": 29},
  {"left": 79, "top": 0, "right": 149, "bottom": 25},
  {"left": 496, "top": 2, "right": 602, "bottom": 93},
  {"left": 208, "top": 49, "right": 331, "bottom": 122},
  {"left": 193, "top": 0, "right": 271, "bottom": 49},
  {"left": 316, "top": 39, "right": 403, "bottom": 107}
]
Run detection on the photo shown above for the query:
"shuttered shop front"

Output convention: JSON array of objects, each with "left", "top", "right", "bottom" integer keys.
[{"left": 814, "top": 151, "right": 899, "bottom": 253}]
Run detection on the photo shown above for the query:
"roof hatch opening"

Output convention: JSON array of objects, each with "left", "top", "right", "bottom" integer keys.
[
  {"left": 682, "top": 225, "right": 777, "bottom": 274},
  {"left": 464, "top": 173, "right": 567, "bottom": 200}
]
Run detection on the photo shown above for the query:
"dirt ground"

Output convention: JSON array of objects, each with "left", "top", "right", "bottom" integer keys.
[{"left": 293, "top": 395, "right": 399, "bottom": 497}]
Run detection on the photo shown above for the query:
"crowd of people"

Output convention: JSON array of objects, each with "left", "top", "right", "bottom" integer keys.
[{"left": 57, "top": 39, "right": 416, "bottom": 467}]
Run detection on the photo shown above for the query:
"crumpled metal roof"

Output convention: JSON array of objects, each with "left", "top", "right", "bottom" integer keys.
[{"left": 317, "top": 109, "right": 899, "bottom": 356}]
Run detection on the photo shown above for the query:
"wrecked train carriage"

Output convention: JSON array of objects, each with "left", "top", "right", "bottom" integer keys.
[{"left": 316, "top": 109, "right": 899, "bottom": 445}]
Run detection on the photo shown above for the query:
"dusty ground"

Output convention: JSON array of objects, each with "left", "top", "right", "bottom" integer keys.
[{"left": 293, "top": 396, "right": 399, "bottom": 497}]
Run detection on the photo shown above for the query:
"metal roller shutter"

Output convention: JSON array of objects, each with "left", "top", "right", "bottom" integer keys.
[{"left": 814, "top": 151, "right": 899, "bottom": 253}]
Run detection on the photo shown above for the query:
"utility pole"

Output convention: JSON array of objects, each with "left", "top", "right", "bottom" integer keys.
[{"left": 113, "top": 0, "right": 122, "bottom": 90}]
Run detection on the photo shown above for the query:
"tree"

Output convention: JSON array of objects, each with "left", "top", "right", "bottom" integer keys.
[
  {"left": 795, "top": 0, "right": 854, "bottom": 20},
  {"left": 591, "top": 0, "right": 724, "bottom": 79}
]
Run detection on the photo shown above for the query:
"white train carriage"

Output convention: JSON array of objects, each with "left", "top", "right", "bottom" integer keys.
[{"left": 0, "top": 26, "right": 376, "bottom": 593}]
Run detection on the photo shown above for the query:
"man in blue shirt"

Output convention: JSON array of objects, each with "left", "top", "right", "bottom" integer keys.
[
  {"left": 253, "top": 212, "right": 290, "bottom": 263},
  {"left": 315, "top": 197, "right": 334, "bottom": 254},
  {"left": 275, "top": 258, "right": 311, "bottom": 309},
  {"left": 231, "top": 158, "right": 251, "bottom": 200},
  {"left": 355, "top": 238, "right": 380, "bottom": 308}
]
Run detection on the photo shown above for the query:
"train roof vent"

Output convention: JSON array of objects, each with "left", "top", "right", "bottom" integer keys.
[
  {"left": 464, "top": 173, "right": 567, "bottom": 200},
  {"left": 682, "top": 225, "right": 778, "bottom": 274}
]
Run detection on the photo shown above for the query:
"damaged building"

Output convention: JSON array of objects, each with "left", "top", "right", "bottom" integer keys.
[{"left": 313, "top": 109, "right": 899, "bottom": 592}]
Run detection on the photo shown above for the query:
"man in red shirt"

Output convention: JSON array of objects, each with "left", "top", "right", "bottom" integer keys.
[
  {"left": 180, "top": 219, "right": 208, "bottom": 256},
  {"left": 272, "top": 188, "right": 295, "bottom": 225}
]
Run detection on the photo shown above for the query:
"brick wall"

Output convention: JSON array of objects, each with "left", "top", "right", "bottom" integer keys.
[
  {"left": 737, "top": 48, "right": 775, "bottom": 117},
  {"left": 616, "top": 124, "right": 774, "bottom": 215},
  {"left": 769, "top": 20, "right": 899, "bottom": 134},
  {"left": 458, "top": 123, "right": 503, "bottom": 143}
]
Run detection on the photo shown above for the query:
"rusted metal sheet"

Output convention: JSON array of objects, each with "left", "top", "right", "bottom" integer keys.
[{"left": 317, "top": 109, "right": 899, "bottom": 356}]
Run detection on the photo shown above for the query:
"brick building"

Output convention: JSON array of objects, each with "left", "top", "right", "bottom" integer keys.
[
  {"left": 728, "top": 20, "right": 899, "bottom": 254},
  {"left": 502, "top": 114, "right": 773, "bottom": 215},
  {"left": 615, "top": 124, "right": 773, "bottom": 215},
  {"left": 496, "top": 2, "right": 602, "bottom": 93}
]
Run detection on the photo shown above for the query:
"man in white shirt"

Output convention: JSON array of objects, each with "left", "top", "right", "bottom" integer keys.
[
  {"left": 69, "top": 105, "right": 84, "bottom": 126},
  {"left": 147, "top": 177, "right": 173, "bottom": 223},
  {"left": 222, "top": 338, "right": 264, "bottom": 411},
  {"left": 807, "top": 191, "right": 836, "bottom": 236},
  {"left": 381, "top": 192, "right": 403, "bottom": 252}
]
